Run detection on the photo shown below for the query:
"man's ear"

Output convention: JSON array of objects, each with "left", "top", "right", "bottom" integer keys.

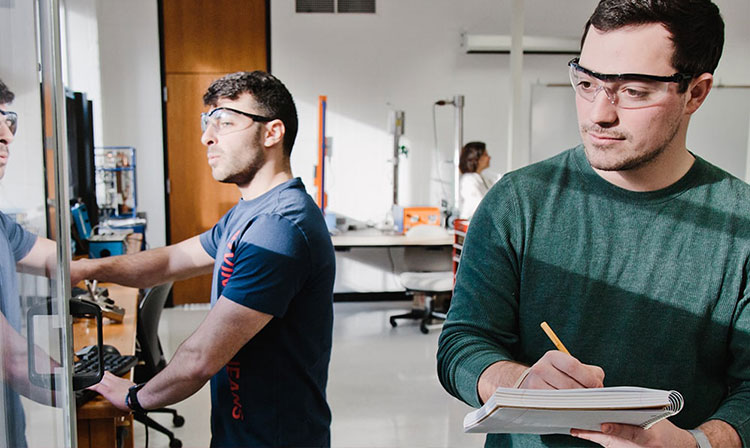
[
  {"left": 263, "top": 119, "right": 285, "bottom": 148},
  {"left": 684, "top": 73, "right": 713, "bottom": 115}
]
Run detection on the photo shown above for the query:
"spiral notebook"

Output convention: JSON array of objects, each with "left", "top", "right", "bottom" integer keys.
[{"left": 464, "top": 386, "right": 684, "bottom": 435}]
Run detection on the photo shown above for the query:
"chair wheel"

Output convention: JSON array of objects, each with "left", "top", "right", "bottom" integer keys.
[
  {"left": 169, "top": 438, "right": 183, "bottom": 448},
  {"left": 420, "top": 321, "right": 429, "bottom": 334},
  {"left": 173, "top": 415, "right": 185, "bottom": 427},
  {"left": 389, "top": 317, "right": 398, "bottom": 327}
]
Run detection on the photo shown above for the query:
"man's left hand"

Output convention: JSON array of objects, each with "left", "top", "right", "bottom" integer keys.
[
  {"left": 570, "top": 420, "right": 696, "bottom": 447},
  {"left": 88, "top": 371, "right": 135, "bottom": 412}
]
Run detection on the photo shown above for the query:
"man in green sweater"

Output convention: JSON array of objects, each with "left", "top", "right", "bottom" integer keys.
[{"left": 437, "top": 1, "right": 749, "bottom": 447}]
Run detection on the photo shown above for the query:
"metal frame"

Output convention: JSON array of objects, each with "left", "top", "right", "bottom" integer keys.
[{"left": 36, "top": 0, "right": 77, "bottom": 443}]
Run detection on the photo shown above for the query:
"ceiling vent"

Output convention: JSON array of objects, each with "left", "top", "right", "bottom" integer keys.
[
  {"left": 296, "top": 0, "right": 334, "bottom": 13},
  {"left": 296, "top": 0, "right": 375, "bottom": 14},
  {"left": 337, "top": 0, "right": 375, "bottom": 13},
  {"left": 462, "top": 34, "right": 580, "bottom": 55}
]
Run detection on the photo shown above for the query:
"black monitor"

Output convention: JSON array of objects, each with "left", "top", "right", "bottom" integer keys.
[{"left": 65, "top": 89, "right": 97, "bottom": 253}]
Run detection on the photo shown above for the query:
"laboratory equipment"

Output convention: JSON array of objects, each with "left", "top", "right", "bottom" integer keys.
[
  {"left": 390, "top": 110, "right": 405, "bottom": 206},
  {"left": 95, "top": 146, "right": 137, "bottom": 220}
]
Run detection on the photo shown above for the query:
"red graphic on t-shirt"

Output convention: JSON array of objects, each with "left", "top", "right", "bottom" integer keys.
[
  {"left": 226, "top": 360, "right": 243, "bottom": 420},
  {"left": 220, "top": 230, "right": 242, "bottom": 287}
]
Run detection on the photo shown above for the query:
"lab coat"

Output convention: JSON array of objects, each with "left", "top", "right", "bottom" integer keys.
[{"left": 459, "top": 172, "right": 493, "bottom": 220}]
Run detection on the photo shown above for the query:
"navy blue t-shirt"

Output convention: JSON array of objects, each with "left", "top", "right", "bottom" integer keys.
[
  {"left": 1, "top": 211, "right": 37, "bottom": 448},
  {"left": 199, "top": 178, "right": 335, "bottom": 447}
]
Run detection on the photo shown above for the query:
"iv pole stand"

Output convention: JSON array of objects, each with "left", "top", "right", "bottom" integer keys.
[
  {"left": 452, "top": 95, "right": 464, "bottom": 218},
  {"left": 391, "top": 111, "right": 405, "bottom": 206}
]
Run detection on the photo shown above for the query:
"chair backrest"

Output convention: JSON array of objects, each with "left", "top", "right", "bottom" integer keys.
[{"left": 134, "top": 282, "right": 173, "bottom": 383}]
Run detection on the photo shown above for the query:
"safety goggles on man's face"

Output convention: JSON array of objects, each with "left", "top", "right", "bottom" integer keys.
[
  {"left": 0, "top": 109, "right": 18, "bottom": 135},
  {"left": 568, "top": 58, "right": 694, "bottom": 109},
  {"left": 200, "top": 107, "right": 272, "bottom": 136}
]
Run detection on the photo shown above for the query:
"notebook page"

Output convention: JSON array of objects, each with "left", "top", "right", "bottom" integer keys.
[
  {"left": 465, "top": 408, "right": 678, "bottom": 434},
  {"left": 491, "top": 386, "right": 677, "bottom": 409},
  {"left": 464, "top": 387, "right": 684, "bottom": 434}
]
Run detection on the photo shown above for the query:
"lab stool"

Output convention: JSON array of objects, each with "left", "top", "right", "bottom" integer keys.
[{"left": 389, "top": 271, "right": 454, "bottom": 334}]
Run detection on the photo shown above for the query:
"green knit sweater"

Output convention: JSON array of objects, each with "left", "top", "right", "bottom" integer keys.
[{"left": 437, "top": 146, "right": 750, "bottom": 447}]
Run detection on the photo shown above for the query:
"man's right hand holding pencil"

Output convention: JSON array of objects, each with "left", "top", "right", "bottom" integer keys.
[
  {"left": 477, "top": 322, "right": 605, "bottom": 404},
  {"left": 515, "top": 350, "right": 605, "bottom": 390}
]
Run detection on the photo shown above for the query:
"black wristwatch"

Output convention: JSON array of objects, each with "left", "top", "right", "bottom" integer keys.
[{"left": 125, "top": 383, "right": 147, "bottom": 413}]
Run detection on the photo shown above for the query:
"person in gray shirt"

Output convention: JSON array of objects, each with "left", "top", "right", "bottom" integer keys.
[{"left": 0, "top": 77, "right": 61, "bottom": 448}]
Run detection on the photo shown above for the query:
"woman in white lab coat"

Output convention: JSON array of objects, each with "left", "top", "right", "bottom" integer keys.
[{"left": 458, "top": 141, "right": 493, "bottom": 220}]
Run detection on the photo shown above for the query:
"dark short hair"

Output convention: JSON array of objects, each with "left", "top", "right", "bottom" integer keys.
[
  {"left": 581, "top": 0, "right": 724, "bottom": 91},
  {"left": 203, "top": 71, "right": 298, "bottom": 157},
  {"left": 0, "top": 78, "right": 14, "bottom": 105},
  {"left": 459, "top": 141, "right": 486, "bottom": 174}
]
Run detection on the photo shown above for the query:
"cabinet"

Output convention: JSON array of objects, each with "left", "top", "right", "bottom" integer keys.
[
  {"left": 161, "top": 0, "right": 268, "bottom": 304},
  {"left": 452, "top": 219, "right": 469, "bottom": 276}
]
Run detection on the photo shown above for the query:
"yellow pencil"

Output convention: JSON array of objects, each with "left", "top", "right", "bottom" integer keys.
[{"left": 540, "top": 321, "right": 571, "bottom": 355}]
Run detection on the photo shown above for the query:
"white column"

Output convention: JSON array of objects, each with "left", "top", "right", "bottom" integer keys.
[{"left": 506, "top": 0, "right": 525, "bottom": 173}]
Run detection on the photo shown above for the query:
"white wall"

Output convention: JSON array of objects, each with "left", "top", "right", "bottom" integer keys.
[
  {"left": 96, "top": 0, "right": 165, "bottom": 248},
  {"left": 272, "top": 0, "right": 750, "bottom": 225},
  {"left": 61, "top": 0, "right": 103, "bottom": 147},
  {"left": 714, "top": 0, "right": 750, "bottom": 86}
]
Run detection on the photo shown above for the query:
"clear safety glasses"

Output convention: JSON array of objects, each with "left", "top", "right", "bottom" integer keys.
[
  {"left": 200, "top": 107, "right": 272, "bottom": 135},
  {"left": 0, "top": 109, "right": 18, "bottom": 135},
  {"left": 568, "top": 58, "right": 694, "bottom": 109}
]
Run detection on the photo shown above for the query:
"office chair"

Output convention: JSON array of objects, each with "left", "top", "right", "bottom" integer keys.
[
  {"left": 389, "top": 271, "right": 454, "bottom": 334},
  {"left": 134, "top": 282, "right": 185, "bottom": 448}
]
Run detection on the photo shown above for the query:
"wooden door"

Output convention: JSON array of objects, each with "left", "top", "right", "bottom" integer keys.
[{"left": 162, "top": 0, "right": 268, "bottom": 304}]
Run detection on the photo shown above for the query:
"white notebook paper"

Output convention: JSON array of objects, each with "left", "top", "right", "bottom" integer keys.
[{"left": 464, "top": 386, "right": 683, "bottom": 435}]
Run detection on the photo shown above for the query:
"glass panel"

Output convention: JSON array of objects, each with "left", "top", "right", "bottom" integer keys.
[{"left": 0, "top": 0, "right": 76, "bottom": 446}]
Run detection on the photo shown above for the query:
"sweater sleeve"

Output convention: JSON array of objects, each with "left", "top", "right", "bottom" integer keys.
[
  {"left": 437, "top": 178, "right": 524, "bottom": 408},
  {"left": 708, "top": 285, "right": 750, "bottom": 444}
]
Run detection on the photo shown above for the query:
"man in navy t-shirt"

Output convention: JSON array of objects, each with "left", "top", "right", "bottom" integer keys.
[{"left": 85, "top": 71, "right": 335, "bottom": 446}]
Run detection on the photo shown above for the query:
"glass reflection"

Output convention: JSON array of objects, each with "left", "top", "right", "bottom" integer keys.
[{"left": 1, "top": 0, "right": 76, "bottom": 446}]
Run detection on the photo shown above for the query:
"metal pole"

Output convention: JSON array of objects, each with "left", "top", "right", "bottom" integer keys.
[
  {"left": 36, "top": 0, "right": 77, "bottom": 444},
  {"left": 316, "top": 96, "right": 327, "bottom": 212},
  {"left": 392, "top": 110, "right": 404, "bottom": 206},
  {"left": 453, "top": 95, "right": 464, "bottom": 213},
  {"left": 507, "top": 0, "right": 525, "bottom": 172}
]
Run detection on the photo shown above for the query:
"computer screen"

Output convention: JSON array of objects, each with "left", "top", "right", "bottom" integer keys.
[{"left": 65, "top": 89, "right": 98, "bottom": 252}]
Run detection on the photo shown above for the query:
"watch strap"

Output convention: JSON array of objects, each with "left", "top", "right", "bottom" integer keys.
[
  {"left": 126, "top": 383, "right": 147, "bottom": 414},
  {"left": 688, "top": 429, "right": 712, "bottom": 448},
  {"left": 512, "top": 367, "right": 532, "bottom": 388}
]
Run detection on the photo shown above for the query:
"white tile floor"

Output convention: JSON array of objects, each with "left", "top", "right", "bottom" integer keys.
[{"left": 134, "top": 301, "right": 485, "bottom": 448}]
